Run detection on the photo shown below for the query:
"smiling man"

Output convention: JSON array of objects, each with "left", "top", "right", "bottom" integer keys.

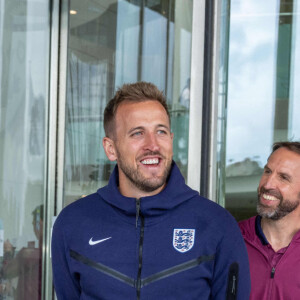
[
  {"left": 239, "top": 141, "right": 300, "bottom": 300},
  {"left": 52, "top": 82, "right": 250, "bottom": 300},
  {"left": 103, "top": 100, "right": 173, "bottom": 198}
]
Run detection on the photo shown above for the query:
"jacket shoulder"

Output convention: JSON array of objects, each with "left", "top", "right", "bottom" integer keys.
[
  {"left": 238, "top": 216, "right": 257, "bottom": 242},
  {"left": 54, "top": 192, "right": 101, "bottom": 226},
  {"left": 238, "top": 216, "right": 256, "bottom": 232},
  {"left": 186, "top": 195, "right": 241, "bottom": 231}
]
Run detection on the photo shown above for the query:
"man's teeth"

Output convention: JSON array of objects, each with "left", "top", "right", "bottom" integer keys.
[
  {"left": 141, "top": 158, "right": 159, "bottom": 165},
  {"left": 263, "top": 193, "right": 279, "bottom": 201}
]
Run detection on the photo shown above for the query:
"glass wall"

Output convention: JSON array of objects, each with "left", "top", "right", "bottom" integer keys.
[
  {"left": 63, "top": 0, "right": 193, "bottom": 206},
  {"left": 0, "top": 0, "right": 50, "bottom": 299},
  {"left": 218, "top": 0, "right": 300, "bottom": 220}
]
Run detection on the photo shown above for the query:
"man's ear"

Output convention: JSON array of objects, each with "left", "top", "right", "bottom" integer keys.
[{"left": 102, "top": 137, "right": 117, "bottom": 161}]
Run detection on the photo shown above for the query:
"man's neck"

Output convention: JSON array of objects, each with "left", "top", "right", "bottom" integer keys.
[{"left": 261, "top": 214, "right": 300, "bottom": 252}]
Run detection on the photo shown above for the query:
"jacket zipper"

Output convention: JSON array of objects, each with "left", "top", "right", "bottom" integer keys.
[
  {"left": 270, "top": 267, "right": 275, "bottom": 278},
  {"left": 226, "top": 262, "right": 239, "bottom": 300},
  {"left": 141, "top": 255, "right": 215, "bottom": 287},
  {"left": 136, "top": 198, "right": 140, "bottom": 228},
  {"left": 136, "top": 198, "right": 145, "bottom": 300},
  {"left": 244, "top": 236, "right": 292, "bottom": 300}
]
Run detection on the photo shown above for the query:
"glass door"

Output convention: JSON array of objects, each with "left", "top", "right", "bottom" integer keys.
[
  {"left": 63, "top": 0, "right": 194, "bottom": 206},
  {"left": 0, "top": 0, "right": 50, "bottom": 299}
]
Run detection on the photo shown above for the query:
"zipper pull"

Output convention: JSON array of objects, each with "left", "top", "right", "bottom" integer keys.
[
  {"left": 226, "top": 262, "right": 239, "bottom": 299},
  {"left": 271, "top": 267, "right": 275, "bottom": 278},
  {"left": 231, "top": 275, "right": 236, "bottom": 294},
  {"left": 136, "top": 198, "right": 141, "bottom": 228}
]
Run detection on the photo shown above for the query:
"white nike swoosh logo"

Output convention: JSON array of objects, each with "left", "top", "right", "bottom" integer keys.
[{"left": 89, "top": 237, "right": 112, "bottom": 246}]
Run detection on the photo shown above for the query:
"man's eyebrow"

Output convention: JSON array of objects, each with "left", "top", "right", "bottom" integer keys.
[
  {"left": 128, "top": 124, "right": 171, "bottom": 134},
  {"left": 157, "top": 124, "right": 171, "bottom": 131}
]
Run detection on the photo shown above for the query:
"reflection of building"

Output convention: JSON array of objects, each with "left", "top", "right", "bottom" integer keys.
[
  {"left": 225, "top": 159, "right": 263, "bottom": 220},
  {"left": 1, "top": 205, "right": 43, "bottom": 300},
  {"left": 0, "top": 0, "right": 46, "bottom": 266},
  {"left": 64, "top": 0, "right": 193, "bottom": 204},
  {"left": 226, "top": 158, "right": 262, "bottom": 177}
]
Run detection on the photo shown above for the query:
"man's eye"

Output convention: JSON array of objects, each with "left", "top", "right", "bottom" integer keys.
[
  {"left": 132, "top": 131, "right": 142, "bottom": 136},
  {"left": 158, "top": 130, "right": 167, "bottom": 135},
  {"left": 280, "top": 175, "right": 290, "bottom": 181},
  {"left": 264, "top": 169, "right": 271, "bottom": 174}
]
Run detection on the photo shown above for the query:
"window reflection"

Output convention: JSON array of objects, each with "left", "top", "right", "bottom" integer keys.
[
  {"left": 220, "top": 0, "right": 300, "bottom": 220},
  {"left": 64, "top": 0, "right": 193, "bottom": 205},
  {"left": 0, "top": 0, "right": 49, "bottom": 299},
  {"left": 1, "top": 206, "right": 43, "bottom": 300}
]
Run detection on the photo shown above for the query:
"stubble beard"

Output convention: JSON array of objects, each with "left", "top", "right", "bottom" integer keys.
[
  {"left": 116, "top": 150, "right": 172, "bottom": 193},
  {"left": 257, "top": 187, "right": 300, "bottom": 220}
]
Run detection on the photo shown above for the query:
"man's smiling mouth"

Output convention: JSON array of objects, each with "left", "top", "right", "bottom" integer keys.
[
  {"left": 141, "top": 158, "right": 159, "bottom": 165},
  {"left": 262, "top": 194, "right": 279, "bottom": 201},
  {"left": 262, "top": 193, "right": 280, "bottom": 201}
]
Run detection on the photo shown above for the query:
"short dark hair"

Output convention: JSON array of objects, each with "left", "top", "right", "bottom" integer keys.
[
  {"left": 270, "top": 141, "right": 300, "bottom": 157},
  {"left": 104, "top": 82, "right": 170, "bottom": 137}
]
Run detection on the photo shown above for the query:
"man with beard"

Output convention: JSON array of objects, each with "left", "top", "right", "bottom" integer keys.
[
  {"left": 239, "top": 141, "right": 300, "bottom": 300},
  {"left": 52, "top": 82, "right": 250, "bottom": 300}
]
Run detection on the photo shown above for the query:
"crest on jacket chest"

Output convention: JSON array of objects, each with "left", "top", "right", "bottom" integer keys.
[{"left": 173, "top": 229, "right": 195, "bottom": 253}]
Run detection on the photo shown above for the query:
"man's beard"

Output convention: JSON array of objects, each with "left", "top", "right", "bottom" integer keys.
[
  {"left": 257, "top": 186, "right": 300, "bottom": 220},
  {"left": 116, "top": 150, "right": 172, "bottom": 193}
]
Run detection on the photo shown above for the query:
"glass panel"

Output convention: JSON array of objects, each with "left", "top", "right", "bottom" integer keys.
[
  {"left": 0, "top": 1, "right": 50, "bottom": 299},
  {"left": 217, "top": 0, "right": 300, "bottom": 220},
  {"left": 64, "top": 0, "right": 193, "bottom": 206}
]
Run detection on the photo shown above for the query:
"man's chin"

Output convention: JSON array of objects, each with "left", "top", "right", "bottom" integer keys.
[
  {"left": 136, "top": 178, "right": 166, "bottom": 193},
  {"left": 257, "top": 203, "right": 277, "bottom": 219}
]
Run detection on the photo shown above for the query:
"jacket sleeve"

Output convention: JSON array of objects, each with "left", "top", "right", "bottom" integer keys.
[
  {"left": 211, "top": 215, "right": 251, "bottom": 300},
  {"left": 51, "top": 213, "right": 81, "bottom": 299}
]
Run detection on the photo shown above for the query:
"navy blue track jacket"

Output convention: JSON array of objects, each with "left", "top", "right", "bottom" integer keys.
[{"left": 52, "top": 162, "right": 250, "bottom": 299}]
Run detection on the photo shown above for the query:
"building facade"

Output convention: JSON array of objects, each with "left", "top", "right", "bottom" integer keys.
[{"left": 0, "top": 0, "right": 299, "bottom": 298}]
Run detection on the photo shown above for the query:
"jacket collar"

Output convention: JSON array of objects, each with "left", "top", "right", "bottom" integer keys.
[
  {"left": 255, "top": 215, "right": 269, "bottom": 245},
  {"left": 97, "top": 161, "right": 199, "bottom": 220},
  {"left": 240, "top": 215, "right": 300, "bottom": 246}
]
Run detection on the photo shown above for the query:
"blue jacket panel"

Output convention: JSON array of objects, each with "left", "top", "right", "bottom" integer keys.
[{"left": 52, "top": 162, "right": 250, "bottom": 299}]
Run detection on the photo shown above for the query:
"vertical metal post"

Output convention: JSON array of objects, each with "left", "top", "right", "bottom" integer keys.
[
  {"left": 207, "top": 0, "right": 231, "bottom": 205},
  {"left": 56, "top": 0, "right": 69, "bottom": 215},
  {"left": 187, "top": 0, "right": 206, "bottom": 191},
  {"left": 43, "top": 0, "right": 60, "bottom": 298},
  {"left": 44, "top": 0, "right": 69, "bottom": 299}
]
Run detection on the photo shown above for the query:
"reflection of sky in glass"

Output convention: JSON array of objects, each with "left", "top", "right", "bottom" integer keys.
[
  {"left": 226, "top": 1, "right": 281, "bottom": 166},
  {"left": 115, "top": 0, "right": 140, "bottom": 87},
  {"left": 142, "top": 8, "right": 167, "bottom": 91},
  {"left": 290, "top": 1, "right": 300, "bottom": 137}
]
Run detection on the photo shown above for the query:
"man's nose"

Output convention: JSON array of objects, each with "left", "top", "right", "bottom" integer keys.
[
  {"left": 144, "top": 133, "right": 160, "bottom": 152},
  {"left": 262, "top": 174, "right": 277, "bottom": 190}
]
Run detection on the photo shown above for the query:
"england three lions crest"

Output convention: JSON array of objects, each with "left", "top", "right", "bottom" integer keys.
[{"left": 173, "top": 229, "right": 195, "bottom": 253}]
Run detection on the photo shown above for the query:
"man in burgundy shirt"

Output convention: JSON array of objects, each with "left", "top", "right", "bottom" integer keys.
[{"left": 239, "top": 141, "right": 300, "bottom": 300}]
